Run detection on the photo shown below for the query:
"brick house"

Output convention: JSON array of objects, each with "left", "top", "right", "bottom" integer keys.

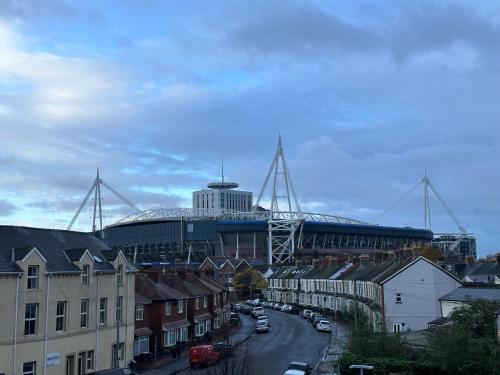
[
  {"left": 134, "top": 269, "right": 229, "bottom": 368},
  {"left": 199, "top": 256, "right": 251, "bottom": 297}
]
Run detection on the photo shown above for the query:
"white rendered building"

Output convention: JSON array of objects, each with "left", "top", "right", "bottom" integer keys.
[{"left": 192, "top": 182, "right": 252, "bottom": 212}]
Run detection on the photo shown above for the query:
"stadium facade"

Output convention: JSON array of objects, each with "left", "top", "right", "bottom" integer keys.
[{"left": 96, "top": 207, "right": 433, "bottom": 264}]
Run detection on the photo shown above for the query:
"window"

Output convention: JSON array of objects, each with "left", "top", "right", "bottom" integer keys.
[
  {"left": 181, "top": 326, "right": 188, "bottom": 341},
  {"left": 213, "top": 294, "right": 217, "bottom": 306},
  {"left": 395, "top": 293, "right": 402, "bottom": 304},
  {"left": 56, "top": 301, "right": 66, "bottom": 332},
  {"left": 23, "top": 362, "right": 36, "bottom": 375},
  {"left": 203, "top": 296, "right": 207, "bottom": 308},
  {"left": 27, "top": 266, "right": 38, "bottom": 290},
  {"left": 116, "top": 296, "right": 123, "bottom": 322},
  {"left": 80, "top": 299, "right": 89, "bottom": 328},
  {"left": 205, "top": 320, "right": 211, "bottom": 332},
  {"left": 86, "top": 350, "right": 94, "bottom": 370},
  {"left": 99, "top": 298, "right": 107, "bottom": 325},
  {"left": 24, "top": 303, "right": 38, "bottom": 335},
  {"left": 163, "top": 330, "right": 175, "bottom": 347},
  {"left": 134, "top": 336, "right": 150, "bottom": 355},
  {"left": 165, "top": 301, "right": 172, "bottom": 315},
  {"left": 177, "top": 299, "right": 183, "bottom": 314},
  {"left": 135, "top": 304, "right": 144, "bottom": 321},
  {"left": 81, "top": 265, "right": 89, "bottom": 286},
  {"left": 195, "top": 322, "right": 205, "bottom": 337},
  {"left": 195, "top": 298, "right": 199, "bottom": 310},
  {"left": 116, "top": 265, "right": 123, "bottom": 286}
]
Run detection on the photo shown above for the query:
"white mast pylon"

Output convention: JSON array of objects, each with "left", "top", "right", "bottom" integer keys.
[{"left": 254, "top": 136, "right": 304, "bottom": 266}]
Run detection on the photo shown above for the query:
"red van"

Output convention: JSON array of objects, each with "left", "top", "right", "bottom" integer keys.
[{"left": 188, "top": 345, "right": 220, "bottom": 368}]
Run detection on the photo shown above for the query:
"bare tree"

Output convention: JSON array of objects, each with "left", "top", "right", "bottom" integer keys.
[{"left": 204, "top": 342, "right": 256, "bottom": 375}]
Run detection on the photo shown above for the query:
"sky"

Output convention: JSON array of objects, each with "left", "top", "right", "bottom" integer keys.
[{"left": 0, "top": 0, "right": 499, "bottom": 257}]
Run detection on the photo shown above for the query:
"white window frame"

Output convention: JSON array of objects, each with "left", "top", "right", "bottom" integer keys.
[
  {"left": 27, "top": 266, "right": 38, "bottom": 290},
  {"left": 134, "top": 335, "right": 150, "bottom": 355},
  {"left": 24, "top": 303, "right": 38, "bottom": 335},
  {"left": 99, "top": 298, "right": 107, "bottom": 325},
  {"left": 86, "top": 350, "right": 94, "bottom": 370},
  {"left": 116, "top": 296, "right": 123, "bottom": 322},
  {"left": 177, "top": 299, "right": 183, "bottom": 314},
  {"left": 56, "top": 301, "right": 66, "bottom": 332},
  {"left": 80, "top": 299, "right": 89, "bottom": 328},
  {"left": 135, "top": 304, "right": 144, "bottom": 321},
  {"left": 165, "top": 301, "right": 172, "bottom": 316},
  {"left": 116, "top": 264, "right": 123, "bottom": 286},
  {"left": 22, "top": 361, "right": 36, "bottom": 375},
  {"left": 195, "top": 298, "right": 200, "bottom": 310},
  {"left": 81, "top": 265, "right": 89, "bottom": 286},
  {"left": 203, "top": 296, "right": 207, "bottom": 308}
]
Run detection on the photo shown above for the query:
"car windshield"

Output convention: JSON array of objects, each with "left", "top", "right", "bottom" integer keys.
[{"left": 257, "top": 321, "right": 267, "bottom": 325}]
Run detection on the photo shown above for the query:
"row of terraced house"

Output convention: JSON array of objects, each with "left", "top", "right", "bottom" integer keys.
[
  {"left": 267, "top": 256, "right": 463, "bottom": 332},
  {"left": 0, "top": 225, "right": 230, "bottom": 375}
]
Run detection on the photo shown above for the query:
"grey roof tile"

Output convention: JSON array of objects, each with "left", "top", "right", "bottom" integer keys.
[{"left": 439, "top": 287, "right": 500, "bottom": 302}]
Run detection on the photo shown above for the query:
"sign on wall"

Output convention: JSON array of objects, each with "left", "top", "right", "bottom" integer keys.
[{"left": 47, "top": 352, "right": 60, "bottom": 366}]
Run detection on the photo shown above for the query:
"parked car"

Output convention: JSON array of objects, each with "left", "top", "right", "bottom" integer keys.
[
  {"left": 251, "top": 306, "right": 265, "bottom": 318},
  {"left": 302, "top": 309, "right": 312, "bottom": 319},
  {"left": 312, "top": 315, "right": 325, "bottom": 327},
  {"left": 241, "top": 305, "right": 252, "bottom": 315},
  {"left": 255, "top": 320, "right": 270, "bottom": 333},
  {"left": 212, "top": 342, "right": 234, "bottom": 358},
  {"left": 273, "top": 303, "right": 282, "bottom": 310},
  {"left": 283, "top": 370, "right": 306, "bottom": 375},
  {"left": 229, "top": 312, "right": 240, "bottom": 323},
  {"left": 256, "top": 315, "right": 269, "bottom": 325},
  {"left": 188, "top": 345, "right": 220, "bottom": 368},
  {"left": 316, "top": 320, "right": 332, "bottom": 332},
  {"left": 280, "top": 304, "right": 291, "bottom": 312},
  {"left": 233, "top": 303, "right": 243, "bottom": 312},
  {"left": 289, "top": 306, "right": 300, "bottom": 314},
  {"left": 288, "top": 361, "right": 312, "bottom": 374}
]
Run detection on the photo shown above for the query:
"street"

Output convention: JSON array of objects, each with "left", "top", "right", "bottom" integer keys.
[{"left": 154, "top": 308, "right": 334, "bottom": 375}]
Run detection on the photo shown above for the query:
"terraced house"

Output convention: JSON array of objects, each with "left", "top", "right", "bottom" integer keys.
[
  {"left": 0, "top": 226, "right": 136, "bottom": 375},
  {"left": 267, "top": 256, "right": 462, "bottom": 332}
]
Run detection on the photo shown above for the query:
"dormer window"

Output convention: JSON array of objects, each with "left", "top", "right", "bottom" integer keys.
[
  {"left": 27, "top": 266, "right": 38, "bottom": 290},
  {"left": 117, "top": 265, "right": 123, "bottom": 286},
  {"left": 81, "top": 265, "right": 90, "bottom": 286}
]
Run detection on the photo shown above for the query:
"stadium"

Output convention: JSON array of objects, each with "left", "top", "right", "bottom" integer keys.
[{"left": 94, "top": 139, "right": 434, "bottom": 265}]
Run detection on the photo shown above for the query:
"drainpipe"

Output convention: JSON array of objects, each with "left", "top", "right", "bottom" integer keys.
[
  {"left": 95, "top": 273, "right": 100, "bottom": 370},
  {"left": 43, "top": 274, "right": 51, "bottom": 375},
  {"left": 13, "top": 274, "right": 20, "bottom": 375}
]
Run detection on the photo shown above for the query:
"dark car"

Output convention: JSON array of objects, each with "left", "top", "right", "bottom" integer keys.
[
  {"left": 242, "top": 305, "right": 252, "bottom": 315},
  {"left": 289, "top": 306, "right": 300, "bottom": 314},
  {"left": 213, "top": 342, "right": 234, "bottom": 358},
  {"left": 229, "top": 311, "right": 240, "bottom": 323}
]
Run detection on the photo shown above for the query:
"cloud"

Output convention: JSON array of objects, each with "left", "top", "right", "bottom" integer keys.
[{"left": 0, "top": 199, "right": 16, "bottom": 216}]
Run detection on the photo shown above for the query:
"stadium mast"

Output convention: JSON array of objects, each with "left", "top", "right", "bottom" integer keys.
[
  {"left": 67, "top": 169, "right": 141, "bottom": 233},
  {"left": 254, "top": 136, "right": 304, "bottom": 266}
]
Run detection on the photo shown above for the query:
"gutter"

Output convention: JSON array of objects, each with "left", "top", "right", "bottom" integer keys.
[{"left": 13, "top": 274, "right": 20, "bottom": 375}]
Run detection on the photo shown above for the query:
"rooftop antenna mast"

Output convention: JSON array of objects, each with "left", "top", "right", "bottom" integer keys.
[
  {"left": 254, "top": 136, "right": 304, "bottom": 266},
  {"left": 67, "top": 168, "right": 141, "bottom": 233}
]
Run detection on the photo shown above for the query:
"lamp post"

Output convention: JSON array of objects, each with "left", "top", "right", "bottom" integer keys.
[{"left": 349, "top": 364, "right": 374, "bottom": 375}]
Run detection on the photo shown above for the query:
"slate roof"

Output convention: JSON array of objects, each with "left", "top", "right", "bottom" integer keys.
[
  {"left": 439, "top": 287, "right": 500, "bottom": 302},
  {"left": 0, "top": 225, "right": 122, "bottom": 274}
]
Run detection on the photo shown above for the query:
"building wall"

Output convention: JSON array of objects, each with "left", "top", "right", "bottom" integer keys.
[
  {"left": 192, "top": 189, "right": 252, "bottom": 212},
  {"left": 383, "top": 259, "right": 461, "bottom": 332},
  {"left": 0, "top": 250, "right": 135, "bottom": 375},
  {"left": 440, "top": 300, "right": 465, "bottom": 317}
]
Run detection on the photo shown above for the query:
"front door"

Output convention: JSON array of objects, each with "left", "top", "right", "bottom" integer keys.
[
  {"left": 66, "top": 355, "right": 75, "bottom": 375},
  {"left": 77, "top": 352, "right": 86, "bottom": 375}
]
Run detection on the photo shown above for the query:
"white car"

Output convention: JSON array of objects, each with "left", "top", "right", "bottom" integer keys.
[
  {"left": 255, "top": 320, "right": 269, "bottom": 333},
  {"left": 251, "top": 306, "right": 265, "bottom": 318},
  {"left": 256, "top": 315, "right": 269, "bottom": 325},
  {"left": 302, "top": 309, "right": 312, "bottom": 319},
  {"left": 316, "top": 320, "right": 332, "bottom": 332},
  {"left": 280, "top": 304, "right": 291, "bottom": 312},
  {"left": 283, "top": 370, "right": 306, "bottom": 375}
]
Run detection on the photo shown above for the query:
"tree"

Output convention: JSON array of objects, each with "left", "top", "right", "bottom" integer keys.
[
  {"left": 420, "top": 246, "right": 442, "bottom": 263},
  {"left": 204, "top": 342, "right": 255, "bottom": 375},
  {"left": 423, "top": 299, "right": 500, "bottom": 374},
  {"left": 235, "top": 268, "right": 267, "bottom": 299}
]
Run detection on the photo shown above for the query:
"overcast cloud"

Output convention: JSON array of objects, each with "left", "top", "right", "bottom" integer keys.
[{"left": 0, "top": 0, "right": 499, "bottom": 257}]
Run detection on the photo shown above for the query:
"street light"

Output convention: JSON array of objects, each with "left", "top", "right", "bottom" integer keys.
[{"left": 349, "top": 364, "right": 374, "bottom": 375}]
